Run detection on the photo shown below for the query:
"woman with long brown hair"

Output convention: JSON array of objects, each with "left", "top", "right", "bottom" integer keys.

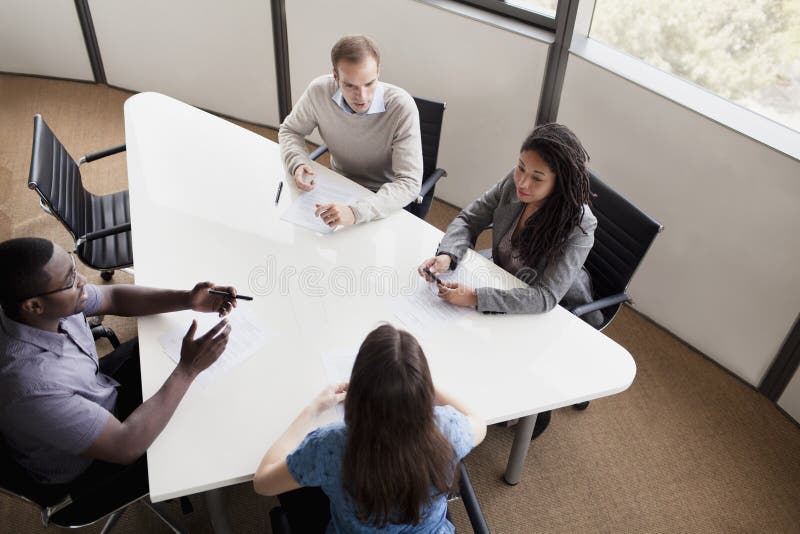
[{"left": 253, "top": 324, "right": 486, "bottom": 533}]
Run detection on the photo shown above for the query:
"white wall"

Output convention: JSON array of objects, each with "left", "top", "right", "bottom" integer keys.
[
  {"left": 0, "top": 0, "right": 93, "bottom": 81},
  {"left": 558, "top": 55, "right": 800, "bottom": 386},
  {"left": 778, "top": 366, "right": 800, "bottom": 424},
  {"left": 285, "top": 0, "right": 550, "bottom": 208},
  {"left": 88, "top": 0, "right": 280, "bottom": 126}
]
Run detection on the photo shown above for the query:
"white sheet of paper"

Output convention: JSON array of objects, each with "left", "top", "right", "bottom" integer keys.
[
  {"left": 389, "top": 278, "right": 473, "bottom": 339},
  {"left": 281, "top": 179, "right": 363, "bottom": 234},
  {"left": 158, "top": 310, "right": 271, "bottom": 388},
  {"left": 389, "top": 260, "right": 505, "bottom": 339},
  {"left": 320, "top": 346, "right": 358, "bottom": 421}
]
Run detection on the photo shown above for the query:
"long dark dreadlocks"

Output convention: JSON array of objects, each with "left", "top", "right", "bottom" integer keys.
[{"left": 511, "top": 123, "right": 592, "bottom": 266}]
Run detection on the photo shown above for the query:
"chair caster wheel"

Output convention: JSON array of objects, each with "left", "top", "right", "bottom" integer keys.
[
  {"left": 573, "top": 401, "right": 590, "bottom": 411},
  {"left": 101, "top": 270, "right": 114, "bottom": 281}
]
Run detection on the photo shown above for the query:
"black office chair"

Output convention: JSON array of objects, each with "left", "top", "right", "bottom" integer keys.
[
  {"left": 569, "top": 170, "right": 662, "bottom": 410},
  {"left": 0, "top": 443, "right": 185, "bottom": 532},
  {"left": 28, "top": 114, "right": 132, "bottom": 281},
  {"left": 269, "top": 460, "right": 490, "bottom": 533},
  {"left": 309, "top": 96, "right": 447, "bottom": 220},
  {"left": 569, "top": 170, "right": 663, "bottom": 330},
  {"left": 0, "top": 447, "right": 186, "bottom": 532}
]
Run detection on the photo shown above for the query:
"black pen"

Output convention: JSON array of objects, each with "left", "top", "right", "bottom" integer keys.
[
  {"left": 274, "top": 181, "right": 283, "bottom": 204},
  {"left": 422, "top": 267, "right": 445, "bottom": 286},
  {"left": 209, "top": 289, "right": 254, "bottom": 301}
]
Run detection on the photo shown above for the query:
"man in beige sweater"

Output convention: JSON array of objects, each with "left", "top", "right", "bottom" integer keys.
[{"left": 279, "top": 35, "right": 423, "bottom": 227}]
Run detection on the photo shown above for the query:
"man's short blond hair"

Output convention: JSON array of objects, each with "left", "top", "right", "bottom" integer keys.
[{"left": 330, "top": 35, "right": 380, "bottom": 71}]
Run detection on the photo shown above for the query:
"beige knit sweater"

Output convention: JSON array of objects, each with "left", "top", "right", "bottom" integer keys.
[{"left": 278, "top": 75, "right": 423, "bottom": 223}]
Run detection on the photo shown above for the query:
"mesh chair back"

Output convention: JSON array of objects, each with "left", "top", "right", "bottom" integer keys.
[
  {"left": 585, "top": 171, "right": 662, "bottom": 307},
  {"left": 413, "top": 97, "right": 445, "bottom": 180},
  {"left": 28, "top": 115, "right": 89, "bottom": 240}
]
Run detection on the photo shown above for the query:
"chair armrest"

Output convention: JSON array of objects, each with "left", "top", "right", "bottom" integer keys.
[
  {"left": 91, "top": 325, "right": 121, "bottom": 349},
  {"left": 79, "top": 144, "right": 126, "bottom": 165},
  {"left": 570, "top": 293, "right": 630, "bottom": 318},
  {"left": 418, "top": 168, "right": 447, "bottom": 201},
  {"left": 76, "top": 223, "right": 132, "bottom": 247},
  {"left": 308, "top": 144, "right": 329, "bottom": 161},
  {"left": 458, "top": 461, "right": 490, "bottom": 534}
]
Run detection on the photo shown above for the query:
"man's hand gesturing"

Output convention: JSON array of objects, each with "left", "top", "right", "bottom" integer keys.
[{"left": 178, "top": 319, "right": 231, "bottom": 378}]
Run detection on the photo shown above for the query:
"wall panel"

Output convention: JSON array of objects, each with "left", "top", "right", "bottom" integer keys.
[
  {"left": 0, "top": 1, "right": 93, "bottom": 81},
  {"left": 89, "top": 0, "right": 280, "bottom": 126}
]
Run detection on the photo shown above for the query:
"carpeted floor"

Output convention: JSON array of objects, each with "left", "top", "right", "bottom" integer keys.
[{"left": 1, "top": 74, "right": 798, "bottom": 533}]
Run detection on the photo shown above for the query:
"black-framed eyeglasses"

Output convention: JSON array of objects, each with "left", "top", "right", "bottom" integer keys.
[{"left": 22, "top": 253, "right": 78, "bottom": 299}]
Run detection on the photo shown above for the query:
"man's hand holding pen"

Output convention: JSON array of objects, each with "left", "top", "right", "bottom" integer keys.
[{"left": 188, "top": 281, "right": 239, "bottom": 317}]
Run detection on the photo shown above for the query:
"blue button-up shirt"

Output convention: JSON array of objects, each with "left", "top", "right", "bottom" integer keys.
[
  {"left": 0, "top": 285, "right": 119, "bottom": 484},
  {"left": 331, "top": 83, "right": 386, "bottom": 115}
]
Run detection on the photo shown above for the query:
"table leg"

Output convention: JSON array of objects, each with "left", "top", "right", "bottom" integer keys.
[
  {"left": 205, "top": 488, "right": 233, "bottom": 534},
  {"left": 504, "top": 413, "right": 538, "bottom": 485}
]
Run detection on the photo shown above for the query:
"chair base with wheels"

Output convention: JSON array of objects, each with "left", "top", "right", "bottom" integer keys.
[{"left": 2, "top": 418, "right": 184, "bottom": 533}]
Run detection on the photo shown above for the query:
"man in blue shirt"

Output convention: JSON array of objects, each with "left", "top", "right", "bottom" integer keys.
[{"left": 0, "top": 237, "right": 236, "bottom": 490}]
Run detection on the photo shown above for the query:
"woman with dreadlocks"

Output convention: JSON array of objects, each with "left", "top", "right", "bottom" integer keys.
[
  {"left": 418, "top": 122, "right": 602, "bottom": 327},
  {"left": 418, "top": 123, "right": 599, "bottom": 439}
]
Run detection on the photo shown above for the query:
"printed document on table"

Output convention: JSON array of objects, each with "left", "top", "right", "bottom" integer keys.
[
  {"left": 389, "top": 260, "right": 504, "bottom": 339},
  {"left": 281, "top": 179, "right": 363, "bottom": 234},
  {"left": 389, "top": 277, "right": 473, "bottom": 339},
  {"left": 158, "top": 310, "right": 271, "bottom": 388},
  {"left": 320, "top": 346, "right": 359, "bottom": 421}
]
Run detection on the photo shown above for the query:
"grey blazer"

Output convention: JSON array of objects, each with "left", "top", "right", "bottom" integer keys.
[{"left": 437, "top": 170, "right": 602, "bottom": 326}]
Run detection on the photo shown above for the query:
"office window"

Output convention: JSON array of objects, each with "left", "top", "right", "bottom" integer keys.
[
  {"left": 505, "top": 0, "right": 557, "bottom": 17},
  {"left": 457, "top": 0, "right": 558, "bottom": 28},
  {"left": 590, "top": 0, "right": 800, "bottom": 132}
]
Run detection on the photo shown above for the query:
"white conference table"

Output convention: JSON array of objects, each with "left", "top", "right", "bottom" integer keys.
[{"left": 124, "top": 92, "right": 636, "bottom": 504}]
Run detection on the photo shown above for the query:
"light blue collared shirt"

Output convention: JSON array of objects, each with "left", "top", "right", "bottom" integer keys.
[{"left": 331, "top": 83, "right": 386, "bottom": 115}]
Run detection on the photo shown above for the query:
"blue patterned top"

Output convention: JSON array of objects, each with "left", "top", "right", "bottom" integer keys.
[{"left": 286, "top": 405, "right": 474, "bottom": 533}]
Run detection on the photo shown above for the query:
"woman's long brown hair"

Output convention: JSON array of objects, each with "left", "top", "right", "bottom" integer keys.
[
  {"left": 342, "top": 324, "right": 457, "bottom": 527},
  {"left": 511, "top": 123, "right": 592, "bottom": 265}
]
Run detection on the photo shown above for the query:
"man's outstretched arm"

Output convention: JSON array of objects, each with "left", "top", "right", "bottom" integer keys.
[
  {"left": 92, "top": 281, "right": 238, "bottom": 318},
  {"left": 83, "top": 318, "right": 231, "bottom": 464}
]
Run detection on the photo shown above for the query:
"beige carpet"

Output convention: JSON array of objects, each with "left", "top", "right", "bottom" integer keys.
[{"left": 1, "top": 74, "right": 798, "bottom": 533}]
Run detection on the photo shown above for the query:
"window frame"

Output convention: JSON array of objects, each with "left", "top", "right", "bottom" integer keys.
[{"left": 455, "top": 0, "right": 557, "bottom": 30}]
